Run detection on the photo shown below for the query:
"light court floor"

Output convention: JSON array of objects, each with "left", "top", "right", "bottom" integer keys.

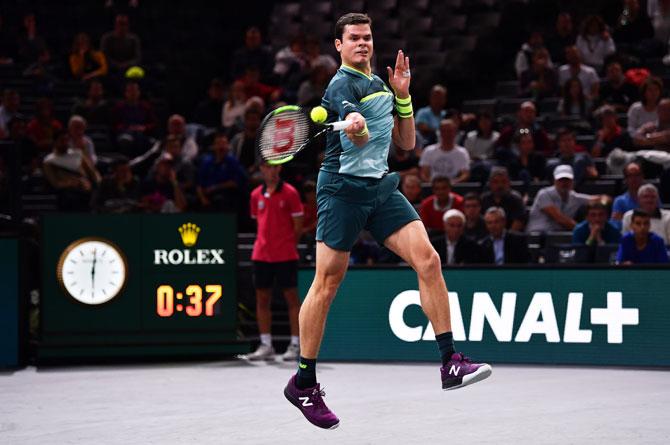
[{"left": 1, "top": 360, "right": 668, "bottom": 444}]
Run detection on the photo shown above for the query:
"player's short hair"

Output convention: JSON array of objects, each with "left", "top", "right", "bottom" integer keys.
[{"left": 335, "top": 13, "right": 372, "bottom": 41}]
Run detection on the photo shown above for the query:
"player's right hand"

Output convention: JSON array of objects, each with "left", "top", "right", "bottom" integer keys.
[{"left": 344, "top": 112, "right": 366, "bottom": 137}]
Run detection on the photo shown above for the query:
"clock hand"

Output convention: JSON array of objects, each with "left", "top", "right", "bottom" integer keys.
[{"left": 91, "top": 248, "right": 97, "bottom": 298}]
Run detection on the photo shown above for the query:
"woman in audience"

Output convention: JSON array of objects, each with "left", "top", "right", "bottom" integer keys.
[
  {"left": 558, "top": 77, "right": 592, "bottom": 119},
  {"left": 627, "top": 75, "right": 663, "bottom": 135},
  {"left": 575, "top": 15, "right": 616, "bottom": 73},
  {"left": 69, "top": 32, "right": 108, "bottom": 81}
]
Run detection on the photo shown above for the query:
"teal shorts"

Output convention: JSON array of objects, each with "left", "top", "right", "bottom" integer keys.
[{"left": 315, "top": 170, "right": 420, "bottom": 251}]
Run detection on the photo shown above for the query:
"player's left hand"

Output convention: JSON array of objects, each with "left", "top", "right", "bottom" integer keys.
[{"left": 387, "top": 50, "right": 410, "bottom": 99}]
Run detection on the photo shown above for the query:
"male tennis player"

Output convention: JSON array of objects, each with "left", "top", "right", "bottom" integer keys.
[{"left": 284, "top": 13, "right": 492, "bottom": 429}]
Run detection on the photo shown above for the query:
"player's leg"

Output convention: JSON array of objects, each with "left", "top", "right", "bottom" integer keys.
[
  {"left": 383, "top": 220, "right": 492, "bottom": 390},
  {"left": 279, "top": 261, "right": 300, "bottom": 361},
  {"left": 247, "top": 261, "right": 275, "bottom": 360}
]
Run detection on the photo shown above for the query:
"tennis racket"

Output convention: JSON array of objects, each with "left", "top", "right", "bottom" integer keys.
[{"left": 256, "top": 105, "right": 352, "bottom": 165}]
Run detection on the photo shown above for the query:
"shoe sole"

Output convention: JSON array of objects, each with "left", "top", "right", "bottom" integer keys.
[
  {"left": 443, "top": 364, "right": 493, "bottom": 391},
  {"left": 284, "top": 387, "right": 340, "bottom": 430}
]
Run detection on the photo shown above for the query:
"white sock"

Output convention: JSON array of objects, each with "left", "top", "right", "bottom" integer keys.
[
  {"left": 260, "top": 333, "right": 272, "bottom": 347},
  {"left": 290, "top": 336, "right": 300, "bottom": 346}
]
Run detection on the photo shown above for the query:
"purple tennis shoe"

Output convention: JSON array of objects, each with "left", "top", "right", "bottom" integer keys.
[
  {"left": 284, "top": 375, "right": 340, "bottom": 429},
  {"left": 441, "top": 352, "right": 493, "bottom": 390}
]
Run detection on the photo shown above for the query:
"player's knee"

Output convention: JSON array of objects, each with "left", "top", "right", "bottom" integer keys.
[
  {"left": 312, "top": 275, "right": 341, "bottom": 303},
  {"left": 415, "top": 249, "right": 441, "bottom": 276}
]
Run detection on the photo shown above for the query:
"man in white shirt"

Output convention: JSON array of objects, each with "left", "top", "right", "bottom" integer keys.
[
  {"left": 621, "top": 183, "right": 670, "bottom": 244},
  {"left": 558, "top": 46, "right": 599, "bottom": 100},
  {"left": 526, "top": 165, "right": 602, "bottom": 232},
  {"left": 419, "top": 119, "right": 470, "bottom": 183}
]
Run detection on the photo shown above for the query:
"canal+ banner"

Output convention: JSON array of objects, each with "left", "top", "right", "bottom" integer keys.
[{"left": 298, "top": 268, "right": 670, "bottom": 366}]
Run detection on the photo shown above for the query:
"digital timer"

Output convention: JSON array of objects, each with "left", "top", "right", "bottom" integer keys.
[{"left": 156, "top": 284, "right": 222, "bottom": 317}]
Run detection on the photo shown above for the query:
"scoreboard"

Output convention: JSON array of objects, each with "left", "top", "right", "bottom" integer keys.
[{"left": 39, "top": 214, "right": 248, "bottom": 361}]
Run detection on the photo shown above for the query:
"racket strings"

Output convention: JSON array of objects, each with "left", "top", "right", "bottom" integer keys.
[{"left": 258, "top": 111, "right": 311, "bottom": 161}]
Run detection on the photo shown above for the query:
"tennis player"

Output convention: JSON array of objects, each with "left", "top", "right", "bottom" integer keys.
[{"left": 284, "top": 13, "right": 492, "bottom": 429}]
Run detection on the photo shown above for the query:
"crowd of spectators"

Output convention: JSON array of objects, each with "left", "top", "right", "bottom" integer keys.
[{"left": 0, "top": 3, "right": 669, "bottom": 265}]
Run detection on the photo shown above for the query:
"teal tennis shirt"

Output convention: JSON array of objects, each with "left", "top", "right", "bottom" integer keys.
[{"left": 321, "top": 64, "right": 395, "bottom": 178}]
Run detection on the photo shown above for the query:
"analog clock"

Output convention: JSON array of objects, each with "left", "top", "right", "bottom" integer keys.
[{"left": 56, "top": 237, "right": 128, "bottom": 305}]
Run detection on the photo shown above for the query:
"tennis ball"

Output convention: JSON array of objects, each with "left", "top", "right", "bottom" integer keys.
[
  {"left": 310, "top": 106, "right": 328, "bottom": 123},
  {"left": 125, "top": 66, "right": 145, "bottom": 79}
]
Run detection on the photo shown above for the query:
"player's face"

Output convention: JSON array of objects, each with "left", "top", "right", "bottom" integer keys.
[{"left": 336, "top": 24, "right": 373, "bottom": 69}]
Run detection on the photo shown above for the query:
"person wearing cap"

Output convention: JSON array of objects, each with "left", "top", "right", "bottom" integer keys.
[
  {"left": 431, "top": 209, "right": 483, "bottom": 265},
  {"left": 480, "top": 207, "right": 531, "bottom": 264},
  {"left": 526, "top": 164, "right": 606, "bottom": 232}
]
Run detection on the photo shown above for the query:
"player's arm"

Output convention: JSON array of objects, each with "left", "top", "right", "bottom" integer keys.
[{"left": 388, "top": 50, "right": 415, "bottom": 150}]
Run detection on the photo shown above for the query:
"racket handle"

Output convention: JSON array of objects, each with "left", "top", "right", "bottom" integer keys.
[{"left": 329, "top": 120, "right": 353, "bottom": 131}]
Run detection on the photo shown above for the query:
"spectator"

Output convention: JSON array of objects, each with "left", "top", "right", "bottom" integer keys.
[
  {"left": 230, "top": 26, "right": 275, "bottom": 83},
  {"left": 222, "top": 80, "right": 248, "bottom": 134},
  {"left": 627, "top": 76, "right": 663, "bottom": 136},
  {"left": 514, "top": 30, "right": 553, "bottom": 78},
  {"left": 193, "top": 78, "right": 225, "bottom": 130},
  {"left": 621, "top": 184, "right": 670, "bottom": 243},
  {"left": 7, "top": 116, "right": 38, "bottom": 173},
  {"left": 546, "top": 12, "right": 577, "bottom": 65},
  {"left": 230, "top": 106, "right": 263, "bottom": 177},
  {"left": 238, "top": 67, "right": 281, "bottom": 105},
  {"left": 69, "top": 32, "right": 108, "bottom": 82},
  {"left": 597, "top": 61, "right": 639, "bottom": 113},
  {"left": 400, "top": 174, "right": 423, "bottom": 208},
  {"left": 26, "top": 98, "right": 63, "bottom": 154},
  {"left": 43, "top": 132, "right": 100, "bottom": 211},
  {"left": 480, "top": 207, "right": 531, "bottom": 264},
  {"left": 575, "top": 15, "right": 616, "bottom": 72},
  {"left": 419, "top": 119, "right": 470, "bottom": 183},
  {"left": 526, "top": 165, "right": 603, "bottom": 232},
  {"left": 388, "top": 145, "right": 419, "bottom": 178},
  {"left": 632, "top": 96, "right": 670, "bottom": 149},
  {"left": 612, "top": 162, "right": 645, "bottom": 222},
  {"left": 196, "top": 133, "right": 246, "bottom": 212},
  {"left": 496, "top": 101, "right": 551, "bottom": 155},
  {"left": 558, "top": 77, "right": 592, "bottom": 119},
  {"left": 166, "top": 114, "right": 198, "bottom": 161},
  {"left": 139, "top": 155, "right": 187, "bottom": 213},
  {"left": 94, "top": 156, "right": 141, "bottom": 213},
  {"left": 273, "top": 35, "right": 307, "bottom": 84},
  {"left": 0, "top": 89, "right": 21, "bottom": 138},
  {"left": 500, "top": 129, "right": 547, "bottom": 183},
  {"left": 464, "top": 111, "right": 499, "bottom": 162},
  {"left": 648, "top": 0, "right": 670, "bottom": 44},
  {"left": 558, "top": 46, "right": 600, "bottom": 100},
  {"left": 419, "top": 176, "right": 464, "bottom": 234},
  {"left": 16, "top": 13, "right": 47, "bottom": 67},
  {"left": 519, "top": 48, "right": 558, "bottom": 99},
  {"left": 246, "top": 162, "right": 303, "bottom": 361},
  {"left": 297, "top": 62, "right": 331, "bottom": 107},
  {"left": 617, "top": 209, "right": 670, "bottom": 263},
  {"left": 573, "top": 201, "right": 622, "bottom": 245},
  {"left": 462, "top": 192, "right": 488, "bottom": 241},
  {"left": 614, "top": 0, "right": 655, "bottom": 47},
  {"left": 100, "top": 14, "right": 141, "bottom": 74},
  {"left": 547, "top": 128, "right": 598, "bottom": 184},
  {"left": 113, "top": 81, "right": 157, "bottom": 157},
  {"left": 71, "top": 80, "right": 112, "bottom": 126},
  {"left": 67, "top": 115, "right": 97, "bottom": 165},
  {"left": 592, "top": 105, "right": 632, "bottom": 157},
  {"left": 304, "top": 35, "right": 337, "bottom": 75},
  {"left": 480, "top": 167, "right": 526, "bottom": 231},
  {"left": 415, "top": 85, "right": 447, "bottom": 146},
  {"left": 300, "top": 180, "right": 317, "bottom": 241},
  {"left": 431, "top": 209, "right": 483, "bottom": 265}
]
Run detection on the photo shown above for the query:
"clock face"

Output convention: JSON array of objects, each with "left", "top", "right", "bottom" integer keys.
[{"left": 57, "top": 238, "right": 128, "bottom": 305}]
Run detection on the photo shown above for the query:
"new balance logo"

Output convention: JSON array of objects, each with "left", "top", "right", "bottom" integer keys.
[
  {"left": 449, "top": 365, "right": 461, "bottom": 376},
  {"left": 298, "top": 396, "right": 313, "bottom": 407}
]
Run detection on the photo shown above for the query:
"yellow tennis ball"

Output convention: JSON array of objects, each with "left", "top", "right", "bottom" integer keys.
[
  {"left": 310, "top": 106, "right": 328, "bottom": 123},
  {"left": 125, "top": 66, "right": 145, "bottom": 79}
]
